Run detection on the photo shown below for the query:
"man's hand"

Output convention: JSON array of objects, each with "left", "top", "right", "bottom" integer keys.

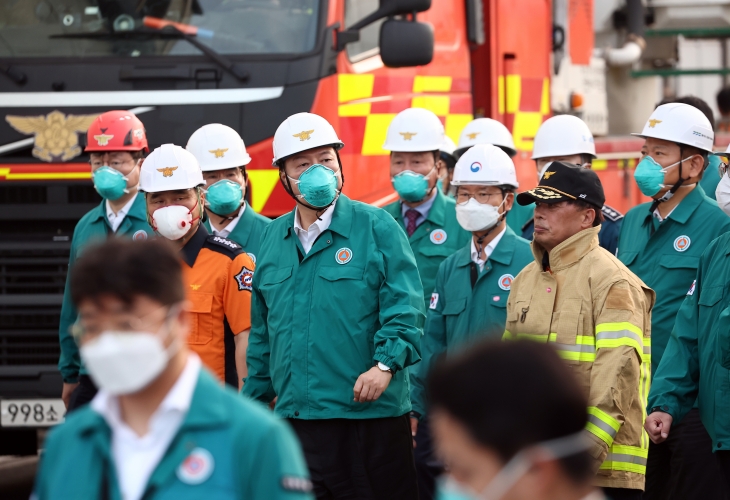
[
  {"left": 410, "top": 417, "right": 419, "bottom": 448},
  {"left": 353, "top": 366, "right": 392, "bottom": 403},
  {"left": 645, "top": 411, "right": 673, "bottom": 444},
  {"left": 62, "top": 382, "right": 79, "bottom": 409}
]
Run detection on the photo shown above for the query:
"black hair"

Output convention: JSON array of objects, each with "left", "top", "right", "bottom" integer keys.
[
  {"left": 718, "top": 87, "right": 730, "bottom": 115},
  {"left": 428, "top": 340, "right": 593, "bottom": 485},
  {"left": 71, "top": 238, "right": 185, "bottom": 308},
  {"left": 568, "top": 200, "right": 603, "bottom": 227}
]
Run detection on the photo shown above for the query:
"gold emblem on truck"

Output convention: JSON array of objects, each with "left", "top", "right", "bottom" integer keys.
[{"left": 6, "top": 110, "right": 99, "bottom": 162}]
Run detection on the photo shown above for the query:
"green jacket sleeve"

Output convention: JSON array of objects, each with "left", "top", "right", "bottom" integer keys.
[
  {"left": 648, "top": 270, "right": 702, "bottom": 422},
  {"left": 58, "top": 237, "right": 81, "bottom": 384},
  {"left": 372, "top": 213, "right": 425, "bottom": 371},
  {"left": 246, "top": 419, "right": 314, "bottom": 500},
  {"left": 241, "top": 251, "right": 276, "bottom": 403},
  {"left": 410, "top": 261, "right": 448, "bottom": 417}
]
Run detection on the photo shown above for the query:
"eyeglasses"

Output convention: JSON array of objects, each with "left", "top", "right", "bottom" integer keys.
[
  {"left": 70, "top": 304, "right": 176, "bottom": 341},
  {"left": 90, "top": 157, "right": 136, "bottom": 170},
  {"left": 718, "top": 155, "right": 729, "bottom": 179},
  {"left": 455, "top": 191, "right": 504, "bottom": 205}
]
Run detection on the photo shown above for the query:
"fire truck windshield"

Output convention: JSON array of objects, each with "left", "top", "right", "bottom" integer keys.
[{"left": 0, "top": 0, "right": 320, "bottom": 57}]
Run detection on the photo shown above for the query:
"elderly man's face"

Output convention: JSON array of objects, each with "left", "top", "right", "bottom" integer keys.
[{"left": 533, "top": 201, "right": 596, "bottom": 252}]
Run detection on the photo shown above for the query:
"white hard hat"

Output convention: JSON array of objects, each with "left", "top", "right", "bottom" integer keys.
[
  {"left": 186, "top": 123, "right": 251, "bottom": 171},
  {"left": 382, "top": 108, "right": 445, "bottom": 152},
  {"left": 531, "top": 115, "right": 596, "bottom": 159},
  {"left": 441, "top": 136, "right": 456, "bottom": 156},
  {"left": 713, "top": 143, "right": 730, "bottom": 156},
  {"left": 139, "top": 144, "right": 205, "bottom": 193},
  {"left": 272, "top": 112, "right": 344, "bottom": 165},
  {"left": 633, "top": 103, "right": 714, "bottom": 153},
  {"left": 452, "top": 143, "right": 519, "bottom": 188},
  {"left": 456, "top": 118, "right": 516, "bottom": 157}
]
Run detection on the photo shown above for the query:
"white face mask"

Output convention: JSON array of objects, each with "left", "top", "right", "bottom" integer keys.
[
  {"left": 716, "top": 172, "right": 730, "bottom": 216},
  {"left": 80, "top": 318, "right": 179, "bottom": 396},
  {"left": 152, "top": 205, "right": 195, "bottom": 240},
  {"left": 455, "top": 197, "right": 505, "bottom": 232}
]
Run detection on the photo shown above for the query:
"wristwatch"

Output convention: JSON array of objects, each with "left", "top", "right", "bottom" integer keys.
[{"left": 376, "top": 362, "right": 393, "bottom": 374}]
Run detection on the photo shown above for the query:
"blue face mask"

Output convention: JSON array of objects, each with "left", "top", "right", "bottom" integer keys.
[
  {"left": 92, "top": 166, "right": 128, "bottom": 200},
  {"left": 392, "top": 168, "right": 434, "bottom": 202},
  {"left": 205, "top": 179, "right": 243, "bottom": 216},
  {"left": 288, "top": 164, "right": 339, "bottom": 208},
  {"left": 633, "top": 155, "right": 686, "bottom": 198}
]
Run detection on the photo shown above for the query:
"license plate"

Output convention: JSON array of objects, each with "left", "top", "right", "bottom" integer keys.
[{"left": 0, "top": 399, "right": 66, "bottom": 427}]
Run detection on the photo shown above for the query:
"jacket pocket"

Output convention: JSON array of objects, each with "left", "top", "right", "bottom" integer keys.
[
  {"left": 188, "top": 292, "right": 213, "bottom": 345},
  {"left": 319, "top": 266, "right": 364, "bottom": 282},
  {"left": 698, "top": 285, "right": 724, "bottom": 308},
  {"left": 442, "top": 297, "right": 467, "bottom": 316},
  {"left": 716, "top": 307, "right": 730, "bottom": 369},
  {"left": 619, "top": 251, "right": 638, "bottom": 267},
  {"left": 258, "top": 266, "right": 293, "bottom": 306},
  {"left": 419, "top": 243, "right": 456, "bottom": 258},
  {"left": 555, "top": 298, "right": 585, "bottom": 365},
  {"left": 658, "top": 254, "right": 700, "bottom": 270}
]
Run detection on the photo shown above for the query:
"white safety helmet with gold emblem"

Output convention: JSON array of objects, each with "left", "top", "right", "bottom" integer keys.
[
  {"left": 456, "top": 118, "right": 516, "bottom": 157},
  {"left": 272, "top": 112, "right": 344, "bottom": 166},
  {"left": 633, "top": 103, "right": 714, "bottom": 152},
  {"left": 452, "top": 144, "right": 519, "bottom": 188},
  {"left": 139, "top": 144, "right": 205, "bottom": 193},
  {"left": 382, "top": 107, "right": 445, "bottom": 152},
  {"left": 186, "top": 123, "right": 251, "bottom": 171}
]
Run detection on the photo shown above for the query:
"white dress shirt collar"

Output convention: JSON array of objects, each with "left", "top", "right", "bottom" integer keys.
[
  {"left": 105, "top": 193, "right": 138, "bottom": 233},
  {"left": 470, "top": 226, "right": 506, "bottom": 271},
  {"left": 293, "top": 198, "right": 337, "bottom": 254},
  {"left": 210, "top": 202, "right": 246, "bottom": 238},
  {"left": 400, "top": 189, "right": 437, "bottom": 227}
]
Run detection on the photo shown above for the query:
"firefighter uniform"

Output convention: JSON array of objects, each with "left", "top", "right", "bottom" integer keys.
[
  {"left": 617, "top": 185, "right": 730, "bottom": 377},
  {"left": 383, "top": 191, "right": 470, "bottom": 305},
  {"left": 521, "top": 203, "right": 624, "bottom": 255},
  {"left": 504, "top": 225, "right": 654, "bottom": 490},
  {"left": 203, "top": 202, "right": 270, "bottom": 264},
  {"left": 34, "top": 368, "right": 314, "bottom": 500},
  {"left": 58, "top": 194, "right": 152, "bottom": 385},
  {"left": 410, "top": 226, "right": 532, "bottom": 417},
  {"left": 181, "top": 224, "right": 254, "bottom": 386},
  {"left": 648, "top": 230, "right": 730, "bottom": 478}
]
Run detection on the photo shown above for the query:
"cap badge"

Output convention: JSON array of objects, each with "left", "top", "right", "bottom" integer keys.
[
  {"left": 648, "top": 119, "right": 662, "bottom": 128},
  {"left": 466, "top": 132, "right": 480, "bottom": 140},
  {"left": 543, "top": 171, "right": 556, "bottom": 179},
  {"left": 293, "top": 130, "right": 314, "bottom": 141},
  {"left": 470, "top": 162, "right": 482, "bottom": 172},
  {"left": 498, "top": 274, "right": 514, "bottom": 291},
  {"left": 674, "top": 235, "right": 691, "bottom": 252},
  {"left": 530, "top": 187, "right": 562, "bottom": 200},
  {"left": 94, "top": 133, "right": 114, "bottom": 146},
  {"left": 157, "top": 166, "right": 178, "bottom": 177},
  {"left": 335, "top": 247, "right": 353, "bottom": 264},
  {"left": 430, "top": 229, "right": 447, "bottom": 244},
  {"left": 209, "top": 148, "right": 228, "bottom": 158},
  {"left": 399, "top": 132, "right": 417, "bottom": 140}
]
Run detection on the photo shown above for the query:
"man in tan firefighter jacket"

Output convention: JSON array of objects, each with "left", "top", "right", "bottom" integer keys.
[{"left": 504, "top": 161, "right": 654, "bottom": 499}]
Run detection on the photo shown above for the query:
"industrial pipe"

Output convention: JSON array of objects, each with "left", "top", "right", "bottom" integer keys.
[{"left": 605, "top": 0, "right": 646, "bottom": 67}]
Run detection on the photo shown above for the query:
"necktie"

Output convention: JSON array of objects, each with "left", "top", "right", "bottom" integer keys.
[{"left": 405, "top": 209, "right": 420, "bottom": 237}]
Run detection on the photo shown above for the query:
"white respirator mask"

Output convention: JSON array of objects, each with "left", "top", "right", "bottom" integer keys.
[
  {"left": 80, "top": 312, "right": 180, "bottom": 395},
  {"left": 456, "top": 197, "right": 505, "bottom": 232},
  {"left": 716, "top": 172, "right": 730, "bottom": 217},
  {"left": 152, "top": 205, "right": 197, "bottom": 240}
]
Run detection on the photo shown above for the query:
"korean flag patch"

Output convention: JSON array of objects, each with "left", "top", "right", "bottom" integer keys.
[
  {"left": 235, "top": 266, "right": 254, "bottom": 292},
  {"left": 430, "top": 293, "right": 439, "bottom": 310},
  {"left": 687, "top": 280, "right": 696, "bottom": 296}
]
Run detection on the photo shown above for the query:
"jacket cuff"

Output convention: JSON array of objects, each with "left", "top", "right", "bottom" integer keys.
[
  {"left": 62, "top": 374, "right": 79, "bottom": 384},
  {"left": 373, "top": 352, "right": 399, "bottom": 372}
]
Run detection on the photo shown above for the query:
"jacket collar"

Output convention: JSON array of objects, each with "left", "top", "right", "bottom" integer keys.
[
  {"left": 180, "top": 224, "right": 209, "bottom": 267},
  {"left": 531, "top": 225, "right": 600, "bottom": 271},
  {"left": 90, "top": 192, "right": 148, "bottom": 224},
  {"left": 663, "top": 184, "right": 707, "bottom": 224},
  {"left": 403, "top": 189, "right": 447, "bottom": 226},
  {"left": 279, "top": 194, "right": 353, "bottom": 240},
  {"left": 455, "top": 225, "right": 518, "bottom": 268}
]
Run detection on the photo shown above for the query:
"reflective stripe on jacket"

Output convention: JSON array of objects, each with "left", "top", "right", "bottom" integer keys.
[{"left": 504, "top": 226, "right": 655, "bottom": 490}]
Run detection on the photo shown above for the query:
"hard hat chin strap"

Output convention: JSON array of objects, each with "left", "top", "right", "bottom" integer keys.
[
  {"left": 280, "top": 150, "right": 346, "bottom": 220},
  {"left": 649, "top": 146, "right": 690, "bottom": 213}
]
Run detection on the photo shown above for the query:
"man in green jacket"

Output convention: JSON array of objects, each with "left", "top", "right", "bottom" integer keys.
[
  {"left": 242, "top": 112, "right": 424, "bottom": 499},
  {"left": 619, "top": 102, "right": 730, "bottom": 499},
  {"left": 186, "top": 123, "right": 270, "bottom": 263},
  {"left": 381, "top": 107, "right": 470, "bottom": 308},
  {"left": 59, "top": 110, "right": 153, "bottom": 412},
  {"left": 409, "top": 144, "right": 533, "bottom": 500},
  {"left": 35, "top": 238, "right": 312, "bottom": 500}
]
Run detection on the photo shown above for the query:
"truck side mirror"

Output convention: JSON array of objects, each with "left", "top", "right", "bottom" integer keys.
[{"left": 379, "top": 19, "right": 434, "bottom": 67}]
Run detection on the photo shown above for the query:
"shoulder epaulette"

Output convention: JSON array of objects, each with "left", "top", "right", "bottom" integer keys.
[
  {"left": 521, "top": 217, "right": 535, "bottom": 233},
  {"left": 602, "top": 204, "right": 624, "bottom": 222},
  {"left": 204, "top": 234, "right": 243, "bottom": 258}
]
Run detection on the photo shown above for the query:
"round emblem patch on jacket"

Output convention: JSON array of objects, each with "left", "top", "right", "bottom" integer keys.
[
  {"left": 674, "top": 235, "right": 691, "bottom": 252},
  {"left": 177, "top": 448, "right": 214, "bottom": 485},
  {"left": 132, "top": 230, "right": 148, "bottom": 241},
  {"left": 498, "top": 274, "right": 514, "bottom": 291},
  {"left": 335, "top": 247, "right": 352, "bottom": 264},
  {"left": 430, "top": 229, "right": 447, "bottom": 245},
  {"left": 246, "top": 252, "right": 256, "bottom": 264}
]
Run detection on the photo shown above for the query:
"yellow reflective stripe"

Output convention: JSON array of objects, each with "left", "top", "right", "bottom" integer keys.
[
  {"left": 503, "top": 332, "right": 550, "bottom": 342},
  {"left": 599, "top": 444, "right": 648, "bottom": 475},
  {"left": 551, "top": 334, "right": 596, "bottom": 362},
  {"left": 586, "top": 407, "right": 620, "bottom": 447},
  {"left": 587, "top": 407, "right": 621, "bottom": 431}
]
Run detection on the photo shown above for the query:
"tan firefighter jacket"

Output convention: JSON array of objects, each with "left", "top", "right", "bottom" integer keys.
[{"left": 504, "top": 226, "right": 654, "bottom": 490}]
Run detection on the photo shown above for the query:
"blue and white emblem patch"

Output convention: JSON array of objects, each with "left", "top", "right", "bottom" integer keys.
[{"left": 235, "top": 266, "right": 254, "bottom": 291}]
